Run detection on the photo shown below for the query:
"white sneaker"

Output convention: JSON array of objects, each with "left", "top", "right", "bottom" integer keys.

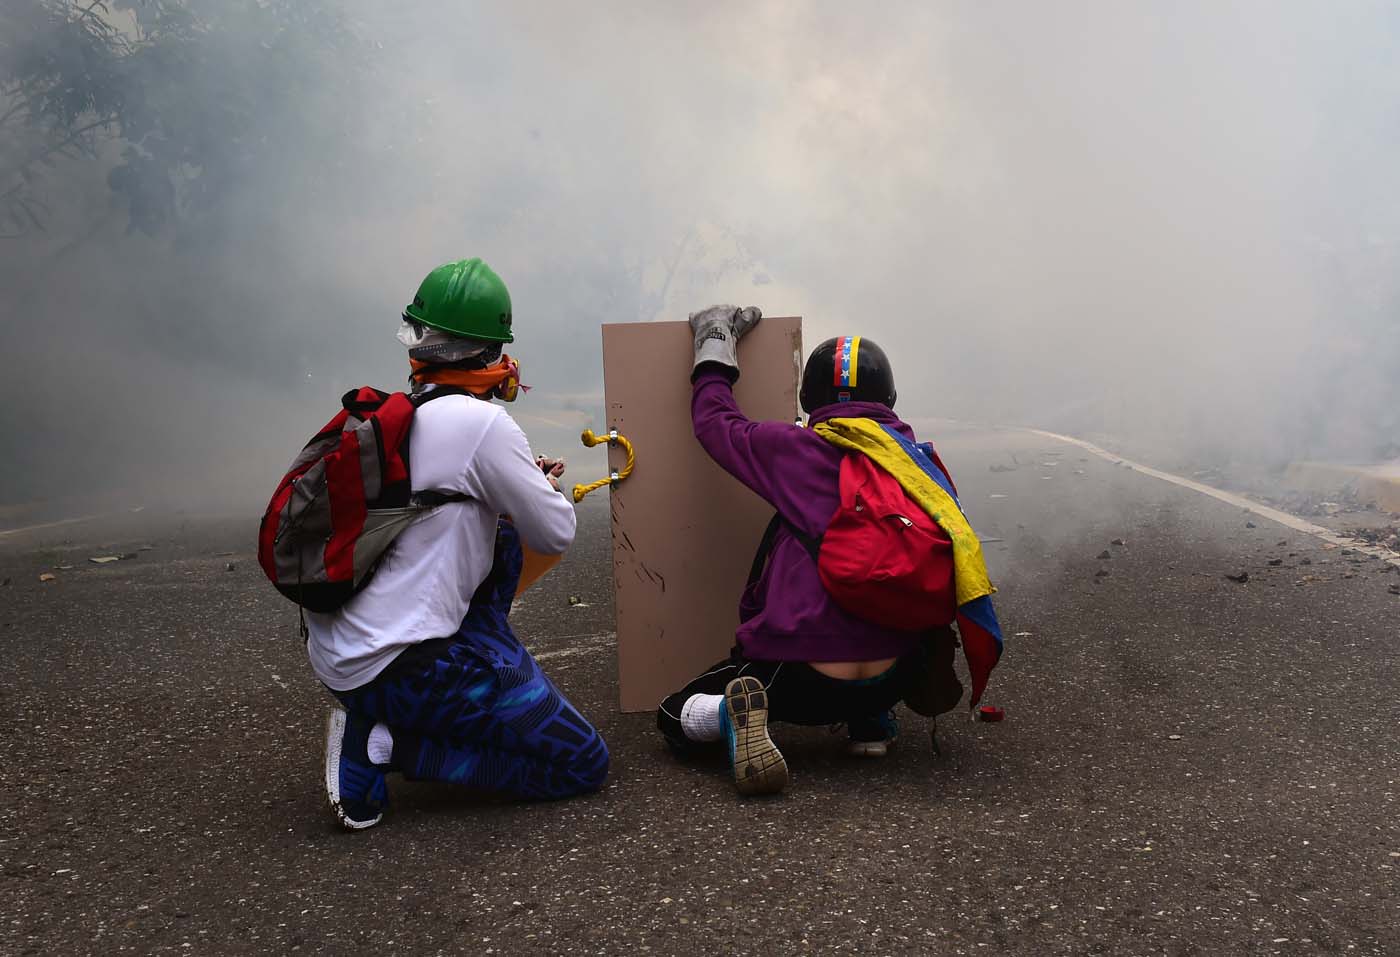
[
  {"left": 847, "top": 738, "right": 891, "bottom": 759},
  {"left": 846, "top": 709, "right": 899, "bottom": 759}
]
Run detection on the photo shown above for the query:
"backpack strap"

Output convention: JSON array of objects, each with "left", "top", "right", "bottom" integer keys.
[
  {"left": 408, "top": 385, "right": 473, "bottom": 406},
  {"left": 411, "top": 489, "right": 470, "bottom": 508},
  {"left": 746, "top": 512, "right": 822, "bottom": 586},
  {"left": 746, "top": 514, "right": 783, "bottom": 586},
  {"left": 406, "top": 386, "right": 474, "bottom": 507}
]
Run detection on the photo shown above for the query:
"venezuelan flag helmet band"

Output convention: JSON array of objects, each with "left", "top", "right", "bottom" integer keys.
[
  {"left": 833, "top": 336, "right": 860, "bottom": 389},
  {"left": 800, "top": 335, "right": 897, "bottom": 413}
]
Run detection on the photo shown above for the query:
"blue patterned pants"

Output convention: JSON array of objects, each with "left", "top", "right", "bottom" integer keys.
[{"left": 333, "top": 523, "right": 609, "bottom": 800}]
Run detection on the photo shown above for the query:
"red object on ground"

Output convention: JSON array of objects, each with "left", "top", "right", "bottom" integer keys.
[{"left": 977, "top": 705, "right": 1005, "bottom": 722}]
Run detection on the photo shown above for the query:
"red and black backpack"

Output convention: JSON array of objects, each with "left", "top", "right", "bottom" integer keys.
[{"left": 257, "top": 386, "right": 468, "bottom": 614}]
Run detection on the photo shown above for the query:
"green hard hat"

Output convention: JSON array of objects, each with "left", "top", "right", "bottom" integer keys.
[{"left": 403, "top": 258, "right": 514, "bottom": 343}]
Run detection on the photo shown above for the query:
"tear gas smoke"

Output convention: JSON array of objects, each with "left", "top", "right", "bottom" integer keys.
[{"left": 2, "top": 1, "right": 1395, "bottom": 513}]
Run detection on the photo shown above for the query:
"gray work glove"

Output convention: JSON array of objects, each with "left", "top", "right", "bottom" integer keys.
[{"left": 689, "top": 304, "right": 762, "bottom": 379}]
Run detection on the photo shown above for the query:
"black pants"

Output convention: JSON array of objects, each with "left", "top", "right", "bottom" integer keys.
[{"left": 657, "top": 650, "right": 918, "bottom": 751}]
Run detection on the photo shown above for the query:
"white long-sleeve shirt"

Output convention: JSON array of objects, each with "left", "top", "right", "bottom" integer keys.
[{"left": 306, "top": 392, "right": 576, "bottom": 691}]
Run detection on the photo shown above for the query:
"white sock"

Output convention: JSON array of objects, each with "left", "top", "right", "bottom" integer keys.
[
  {"left": 367, "top": 723, "right": 394, "bottom": 765},
  {"left": 680, "top": 694, "right": 724, "bottom": 742}
]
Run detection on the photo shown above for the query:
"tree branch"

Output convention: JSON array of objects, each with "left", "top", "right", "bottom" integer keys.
[
  {"left": 0, "top": 99, "right": 27, "bottom": 129},
  {"left": 653, "top": 224, "right": 695, "bottom": 321},
  {"left": 10, "top": 116, "right": 116, "bottom": 175},
  {"left": 77, "top": 0, "right": 112, "bottom": 26}
]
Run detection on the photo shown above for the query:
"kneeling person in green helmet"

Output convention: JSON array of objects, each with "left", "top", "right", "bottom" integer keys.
[{"left": 313, "top": 258, "right": 609, "bottom": 830}]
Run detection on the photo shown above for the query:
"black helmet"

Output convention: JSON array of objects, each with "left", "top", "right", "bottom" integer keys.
[{"left": 799, "top": 336, "right": 897, "bottom": 413}]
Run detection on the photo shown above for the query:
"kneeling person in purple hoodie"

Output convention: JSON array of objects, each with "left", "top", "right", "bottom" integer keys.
[{"left": 657, "top": 306, "right": 960, "bottom": 795}]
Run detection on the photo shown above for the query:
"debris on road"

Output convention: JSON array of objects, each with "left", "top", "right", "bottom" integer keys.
[
  {"left": 1257, "top": 487, "right": 1373, "bottom": 518},
  {"left": 89, "top": 556, "right": 121, "bottom": 564},
  {"left": 39, "top": 573, "right": 56, "bottom": 582},
  {"left": 989, "top": 493, "right": 1008, "bottom": 500},
  {"left": 1347, "top": 524, "right": 1400, "bottom": 551},
  {"left": 1097, "top": 550, "right": 1111, "bottom": 560},
  {"left": 5, "top": 471, "right": 1397, "bottom": 953},
  {"left": 1267, "top": 559, "right": 1283, "bottom": 566},
  {"left": 1389, "top": 584, "right": 1400, "bottom": 596},
  {"left": 1095, "top": 569, "right": 1110, "bottom": 578},
  {"left": 1245, "top": 521, "right": 1257, "bottom": 528},
  {"left": 225, "top": 562, "right": 237, "bottom": 572},
  {"left": 1, "top": 577, "right": 9, "bottom": 587},
  {"left": 1111, "top": 538, "right": 1127, "bottom": 546},
  {"left": 1225, "top": 572, "right": 1250, "bottom": 583}
]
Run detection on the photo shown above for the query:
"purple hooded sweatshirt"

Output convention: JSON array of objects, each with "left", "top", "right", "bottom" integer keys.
[{"left": 692, "top": 368, "right": 932, "bottom": 663}]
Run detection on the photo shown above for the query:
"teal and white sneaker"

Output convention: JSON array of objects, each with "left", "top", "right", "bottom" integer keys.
[
  {"left": 846, "top": 710, "right": 899, "bottom": 758},
  {"left": 324, "top": 707, "right": 388, "bottom": 830},
  {"left": 721, "top": 676, "right": 788, "bottom": 796}
]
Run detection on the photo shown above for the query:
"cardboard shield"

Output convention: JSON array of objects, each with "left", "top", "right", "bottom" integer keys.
[{"left": 599, "top": 317, "right": 802, "bottom": 712}]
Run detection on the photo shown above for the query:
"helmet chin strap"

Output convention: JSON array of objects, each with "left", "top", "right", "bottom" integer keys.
[
  {"left": 408, "top": 341, "right": 502, "bottom": 367},
  {"left": 398, "top": 318, "right": 502, "bottom": 366}
]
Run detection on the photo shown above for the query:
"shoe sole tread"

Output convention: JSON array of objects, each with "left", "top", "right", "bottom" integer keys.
[{"left": 725, "top": 676, "right": 788, "bottom": 796}]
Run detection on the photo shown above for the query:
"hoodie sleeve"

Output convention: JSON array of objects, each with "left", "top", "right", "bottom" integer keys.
[
  {"left": 464, "top": 411, "right": 577, "bottom": 556},
  {"left": 690, "top": 369, "right": 831, "bottom": 529}
]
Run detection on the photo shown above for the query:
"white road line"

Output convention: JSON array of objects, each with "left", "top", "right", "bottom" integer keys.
[
  {"left": 1027, "top": 428, "right": 1400, "bottom": 569},
  {"left": 0, "top": 514, "right": 103, "bottom": 540}
]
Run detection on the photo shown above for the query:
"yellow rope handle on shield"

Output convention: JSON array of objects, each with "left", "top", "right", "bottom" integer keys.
[{"left": 572, "top": 428, "right": 636, "bottom": 503}]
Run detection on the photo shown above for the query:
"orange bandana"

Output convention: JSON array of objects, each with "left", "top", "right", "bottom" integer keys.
[{"left": 409, "top": 355, "right": 526, "bottom": 402}]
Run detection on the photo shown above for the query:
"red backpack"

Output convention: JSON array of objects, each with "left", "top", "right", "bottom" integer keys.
[
  {"left": 257, "top": 386, "right": 467, "bottom": 614},
  {"left": 750, "top": 451, "right": 957, "bottom": 631}
]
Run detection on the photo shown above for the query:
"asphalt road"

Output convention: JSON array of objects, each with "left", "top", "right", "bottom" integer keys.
[{"left": 3, "top": 425, "right": 1398, "bottom": 956}]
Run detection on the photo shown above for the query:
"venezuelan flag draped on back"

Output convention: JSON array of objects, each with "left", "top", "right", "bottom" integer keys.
[{"left": 813, "top": 418, "right": 1005, "bottom": 707}]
